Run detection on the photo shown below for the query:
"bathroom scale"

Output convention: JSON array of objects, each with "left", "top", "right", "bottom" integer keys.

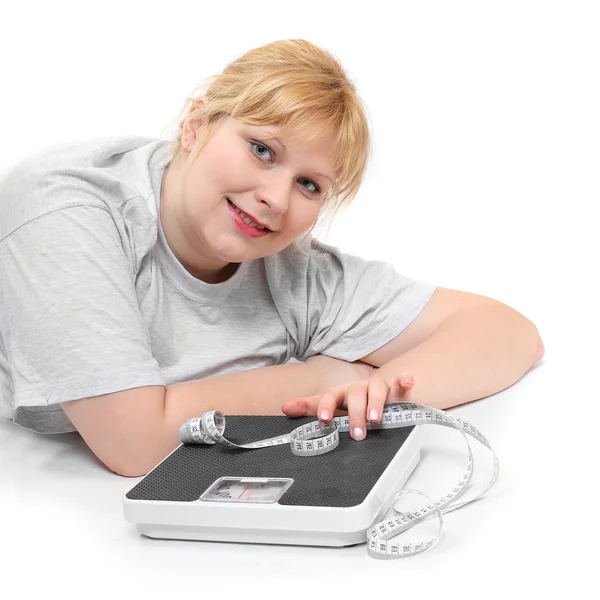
[{"left": 122, "top": 411, "right": 426, "bottom": 548}]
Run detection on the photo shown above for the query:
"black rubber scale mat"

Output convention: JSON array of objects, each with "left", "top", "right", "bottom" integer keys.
[{"left": 126, "top": 415, "right": 415, "bottom": 508}]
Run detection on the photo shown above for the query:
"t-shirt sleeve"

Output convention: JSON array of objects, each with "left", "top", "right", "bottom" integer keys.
[
  {"left": 0, "top": 205, "right": 165, "bottom": 408},
  {"left": 293, "top": 239, "right": 436, "bottom": 363}
]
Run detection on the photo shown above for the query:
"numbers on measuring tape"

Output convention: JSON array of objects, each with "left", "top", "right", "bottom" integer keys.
[{"left": 179, "top": 402, "right": 499, "bottom": 560}]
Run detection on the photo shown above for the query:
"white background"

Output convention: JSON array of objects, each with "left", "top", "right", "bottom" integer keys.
[{"left": 0, "top": 1, "right": 597, "bottom": 597}]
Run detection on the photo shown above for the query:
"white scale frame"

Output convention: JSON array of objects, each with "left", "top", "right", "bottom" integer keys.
[{"left": 122, "top": 425, "right": 425, "bottom": 547}]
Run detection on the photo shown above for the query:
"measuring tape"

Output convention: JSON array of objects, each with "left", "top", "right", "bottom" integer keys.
[{"left": 179, "top": 402, "right": 499, "bottom": 560}]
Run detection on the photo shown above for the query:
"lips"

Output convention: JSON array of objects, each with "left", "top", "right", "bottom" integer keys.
[{"left": 226, "top": 198, "right": 273, "bottom": 232}]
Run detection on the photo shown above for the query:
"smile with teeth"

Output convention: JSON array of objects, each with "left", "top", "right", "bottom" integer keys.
[{"left": 230, "top": 200, "right": 269, "bottom": 231}]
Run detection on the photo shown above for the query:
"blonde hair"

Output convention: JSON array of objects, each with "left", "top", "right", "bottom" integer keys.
[{"left": 161, "top": 39, "right": 371, "bottom": 239}]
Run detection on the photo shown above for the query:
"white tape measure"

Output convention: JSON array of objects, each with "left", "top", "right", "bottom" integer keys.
[{"left": 179, "top": 402, "right": 499, "bottom": 560}]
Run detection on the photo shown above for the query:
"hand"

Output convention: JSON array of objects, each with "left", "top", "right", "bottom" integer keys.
[{"left": 281, "top": 373, "right": 415, "bottom": 441}]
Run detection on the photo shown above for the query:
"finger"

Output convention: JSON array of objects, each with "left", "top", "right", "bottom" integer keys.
[
  {"left": 283, "top": 390, "right": 350, "bottom": 419},
  {"left": 366, "top": 377, "right": 390, "bottom": 424},
  {"left": 346, "top": 381, "right": 369, "bottom": 441},
  {"left": 399, "top": 374, "right": 415, "bottom": 389},
  {"left": 317, "top": 386, "right": 349, "bottom": 423},
  {"left": 281, "top": 395, "right": 320, "bottom": 418},
  {"left": 387, "top": 374, "right": 415, "bottom": 403},
  {"left": 283, "top": 386, "right": 347, "bottom": 419}
]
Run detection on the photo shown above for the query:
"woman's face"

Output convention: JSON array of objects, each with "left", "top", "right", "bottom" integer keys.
[{"left": 161, "top": 116, "right": 337, "bottom": 283}]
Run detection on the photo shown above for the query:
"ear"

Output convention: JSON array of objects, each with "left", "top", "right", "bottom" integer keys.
[{"left": 182, "top": 96, "right": 208, "bottom": 151}]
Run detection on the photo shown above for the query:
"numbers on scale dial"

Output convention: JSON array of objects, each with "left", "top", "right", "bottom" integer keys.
[{"left": 202, "top": 478, "right": 293, "bottom": 503}]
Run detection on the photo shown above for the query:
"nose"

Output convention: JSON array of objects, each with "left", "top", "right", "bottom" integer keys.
[{"left": 255, "top": 169, "right": 292, "bottom": 215}]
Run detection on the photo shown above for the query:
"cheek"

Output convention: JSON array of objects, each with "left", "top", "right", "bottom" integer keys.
[
  {"left": 286, "top": 203, "right": 320, "bottom": 230},
  {"left": 186, "top": 158, "right": 244, "bottom": 201},
  {"left": 209, "top": 143, "right": 250, "bottom": 187}
]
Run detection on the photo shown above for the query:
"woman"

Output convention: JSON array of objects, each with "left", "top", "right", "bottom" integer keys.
[{"left": 0, "top": 39, "right": 543, "bottom": 477}]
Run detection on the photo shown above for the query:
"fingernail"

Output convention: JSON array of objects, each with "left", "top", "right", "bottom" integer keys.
[
  {"left": 320, "top": 409, "right": 330, "bottom": 421},
  {"left": 353, "top": 427, "right": 364, "bottom": 441},
  {"left": 403, "top": 377, "right": 412, "bottom": 385},
  {"left": 369, "top": 409, "right": 378, "bottom": 421}
]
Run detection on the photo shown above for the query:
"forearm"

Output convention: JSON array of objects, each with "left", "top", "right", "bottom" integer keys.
[
  {"left": 157, "top": 361, "right": 328, "bottom": 464},
  {"left": 374, "top": 303, "right": 543, "bottom": 410}
]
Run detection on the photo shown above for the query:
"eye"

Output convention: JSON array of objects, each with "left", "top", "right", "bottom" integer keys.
[
  {"left": 298, "top": 178, "right": 320, "bottom": 195},
  {"left": 249, "top": 140, "right": 274, "bottom": 162},
  {"left": 248, "top": 140, "right": 322, "bottom": 196}
]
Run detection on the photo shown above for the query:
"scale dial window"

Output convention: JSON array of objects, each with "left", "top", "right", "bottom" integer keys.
[{"left": 200, "top": 477, "right": 294, "bottom": 504}]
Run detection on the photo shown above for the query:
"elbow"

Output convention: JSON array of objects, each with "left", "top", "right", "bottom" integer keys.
[
  {"left": 101, "top": 454, "right": 151, "bottom": 478},
  {"left": 534, "top": 333, "right": 545, "bottom": 363},
  {"left": 514, "top": 307, "right": 544, "bottom": 364},
  {"left": 110, "top": 432, "right": 179, "bottom": 479},
  {"left": 110, "top": 444, "right": 174, "bottom": 478},
  {"left": 529, "top": 317, "right": 544, "bottom": 363},
  {"left": 104, "top": 433, "right": 172, "bottom": 479},
  {"left": 492, "top": 301, "right": 544, "bottom": 365},
  {"left": 110, "top": 461, "right": 151, "bottom": 478}
]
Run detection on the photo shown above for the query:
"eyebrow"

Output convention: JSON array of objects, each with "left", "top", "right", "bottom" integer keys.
[{"left": 270, "top": 135, "right": 334, "bottom": 184}]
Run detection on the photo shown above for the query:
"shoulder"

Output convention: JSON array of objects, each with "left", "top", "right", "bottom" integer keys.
[{"left": 0, "top": 136, "right": 162, "bottom": 243}]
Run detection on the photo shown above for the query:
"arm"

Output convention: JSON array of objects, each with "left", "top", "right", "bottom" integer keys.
[
  {"left": 157, "top": 358, "right": 370, "bottom": 472},
  {"left": 281, "top": 297, "right": 544, "bottom": 440},
  {"left": 365, "top": 302, "right": 543, "bottom": 410},
  {"left": 62, "top": 355, "right": 370, "bottom": 478}
]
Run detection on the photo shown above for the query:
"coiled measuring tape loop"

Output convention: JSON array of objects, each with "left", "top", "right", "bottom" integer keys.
[
  {"left": 367, "top": 489, "right": 444, "bottom": 560},
  {"left": 180, "top": 402, "right": 499, "bottom": 559}
]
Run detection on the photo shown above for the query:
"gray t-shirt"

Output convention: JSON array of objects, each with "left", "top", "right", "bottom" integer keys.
[{"left": 0, "top": 136, "right": 436, "bottom": 435}]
